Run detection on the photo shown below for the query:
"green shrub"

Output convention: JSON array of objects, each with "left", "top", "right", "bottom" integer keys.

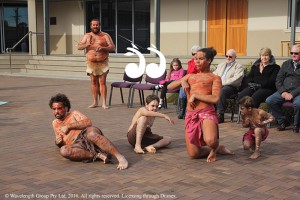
[
  {"left": 244, "top": 61, "right": 253, "bottom": 75},
  {"left": 167, "top": 93, "right": 179, "bottom": 105}
]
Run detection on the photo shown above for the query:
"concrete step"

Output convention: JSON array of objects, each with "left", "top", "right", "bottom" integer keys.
[
  {"left": 20, "top": 68, "right": 124, "bottom": 81},
  {"left": 0, "top": 68, "right": 23, "bottom": 73},
  {"left": 0, "top": 54, "right": 32, "bottom": 74},
  {"left": 24, "top": 64, "right": 124, "bottom": 75},
  {"left": 1, "top": 53, "right": 289, "bottom": 82},
  {"left": 0, "top": 63, "right": 25, "bottom": 69}
]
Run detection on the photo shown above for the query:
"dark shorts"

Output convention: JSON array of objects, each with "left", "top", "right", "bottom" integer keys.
[
  {"left": 127, "top": 127, "right": 163, "bottom": 148},
  {"left": 73, "top": 127, "right": 105, "bottom": 162}
]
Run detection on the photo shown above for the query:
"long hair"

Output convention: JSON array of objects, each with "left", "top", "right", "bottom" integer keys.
[{"left": 167, "top": 58, "right": 182, "bottom": 78}]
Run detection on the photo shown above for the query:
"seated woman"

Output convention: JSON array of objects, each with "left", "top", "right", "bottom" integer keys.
[
  {"left": 238, "top": 47, "right": 280, "bottom": 108},
  {"left": 177, "top": 45, "right": 202, "bottom": 119},
  {"left": 168, "top": 47, "right": 234, "bottom": 162}
]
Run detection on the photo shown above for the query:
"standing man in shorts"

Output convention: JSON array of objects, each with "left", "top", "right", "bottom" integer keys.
[{"left": 78, "top": 19, "right": 115, "bottom": 109}]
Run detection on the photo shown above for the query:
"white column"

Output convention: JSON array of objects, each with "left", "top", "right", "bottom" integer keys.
[{"left": 28, "top": 0, "right": 37, "bottom": 55}]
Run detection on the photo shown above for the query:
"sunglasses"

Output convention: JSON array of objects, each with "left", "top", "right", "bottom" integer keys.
[
  {"left": 225, "top": 55, "right": 233, "bottom": 58},
  {"left": 290, "top": 52, "right": 300, "bottom": 55}
]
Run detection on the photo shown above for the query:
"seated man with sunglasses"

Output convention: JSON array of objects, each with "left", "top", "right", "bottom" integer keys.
[
  {"left": 213, "top": 49, "right": 244, "bottom": 123},
  {"left": 266, "top": 44, "right": 300, "bottom": 133}
]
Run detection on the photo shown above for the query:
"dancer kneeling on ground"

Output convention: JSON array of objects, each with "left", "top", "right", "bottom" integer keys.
[
  {"left": 168, "top": 47, "right": 234, "bottom": 162},
  {"left": 239, "top": 96, "right": 274, "bottom": 159},
  {"left": 127, "top": 94, "right": 174, "bottom": 154},
  {"left": 49, "top": 93, "right": 128, "bottom": 170}
]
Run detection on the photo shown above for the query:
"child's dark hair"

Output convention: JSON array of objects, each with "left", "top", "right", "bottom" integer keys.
[
  {"left": 199, "top": 47, "right": 217, "bottom": 62},
  {"left": 238, "top": 96, "right": 254, "bottom": 108},
  {"left": 49, "top": 93, "right": 71, "bottom": 112},
  {"left": 145, "top": 94, "right": 159, "bottom": 104}
]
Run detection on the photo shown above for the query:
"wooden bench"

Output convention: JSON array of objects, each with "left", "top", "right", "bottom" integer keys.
[{"left": 281, "top": 41, "right": 300, "bottom": 57}]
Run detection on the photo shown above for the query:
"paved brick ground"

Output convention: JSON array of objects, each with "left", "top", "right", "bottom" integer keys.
[{"left": 0, "top": 75, "right": 299, "bottom": 200}]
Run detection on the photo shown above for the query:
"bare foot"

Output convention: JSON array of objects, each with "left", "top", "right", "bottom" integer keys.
[
  {"left": 249, "top": 150, "right": 261, "bottom": 159},
  {"left": 102, "top": 105, "right": 109, "bottom": 109},
  {"left": 116, "top": 155, "right": 129, "bottom": 170},
  {"left": 249, "top": 147, "right": 255, "bottom": 153},
  {"left": 145, "top": 145, "right": 156, "bottom": 153},
  {"left": 243, "top": 144, "right": 255, "bottom": 153},
  {"left": 217, "top": 145, "right": 235, "bottom": 155},
  {"left": 97, "top": 153, "right": 111, "bottom": 164},
  {"left": 207, "top": 150, "right": 216, "bottom": 162},
  {"left": 89, "top": 104, "right": 99, "bottom": 108},
  {"left": 134, "top": 146, "right": 145, "bottom": 154}
]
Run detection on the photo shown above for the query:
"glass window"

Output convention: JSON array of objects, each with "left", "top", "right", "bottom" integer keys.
[
  {"left": 289, "top": 0, "right": 300, "bottom": 27},
  {"left": 86, "top": 1, "right": 100, "bottom": 32},
  {"left": 1, "top": 4, "right": 28, "bottom": 53},
  {"left": 117, "top": 0, "right": 132, "bottom": 53},
  {"left": 134, "top": 0, "right": 150, "bottom": 53},
  {"left": 85, "top": 0, "right": 150, "bottom": 54},
  {"left": 101, "top": 0, "right": 116, "bottom": 47}
]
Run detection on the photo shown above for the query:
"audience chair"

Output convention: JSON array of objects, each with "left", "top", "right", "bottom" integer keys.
[
  {"left": 228, "top": 93, "right": 239, "bottom": 122},
  {"left": 282, "top": 101, "right": 293, "bottom": 109},
  {"left": 129, "top": 71, "right": 166, "bottom": 108},
  {"left": 230, "top": 76, "right": 250, "bottom": 123},
  {"left": 109, "top": 72, "right": 143, "bottom": 107}
]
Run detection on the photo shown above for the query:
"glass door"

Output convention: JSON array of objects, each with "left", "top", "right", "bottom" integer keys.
[
  {"left": 134, "top": 0, "right": 150, "bottom": 53},
  {"left": 86, "top": 0, "right": 150, "bottom": 54},
  {"left": 117, "top": 0, "right": 132, "bottom": 53},
  {"left": 101, "top": 0, "right": 116, "bottom": 50},
  {"left": 0, "top": 5, "right": 3, "bottom": 53},
  {"left": 0, "top": 3, "right": 28, "bottom": 53}
]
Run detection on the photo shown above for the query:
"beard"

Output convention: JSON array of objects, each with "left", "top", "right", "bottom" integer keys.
[
  {"left": 55, "top": 114, "right": 64, "bottom": 120},
  {"left": 92, "top": 28, "right": 100, "bottom": 34}
]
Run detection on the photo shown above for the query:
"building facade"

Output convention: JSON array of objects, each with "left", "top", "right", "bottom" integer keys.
[{"left": 0, "top": 0, "right": 299, "bottom": 57}]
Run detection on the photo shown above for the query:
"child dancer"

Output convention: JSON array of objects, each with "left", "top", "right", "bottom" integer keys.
[
  {"left": 155, "top": 58, "right": 185, "bottom": 109},
  {"left": 127, "top": 95, "right": 174, "bottom": 154},
  {"left": 239, "top": 96, "right": 274, "bottom": 159}
]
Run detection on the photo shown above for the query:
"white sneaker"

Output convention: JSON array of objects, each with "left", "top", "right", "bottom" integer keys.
[{"left": 158, "top": 103, "right": 163, "bottom": 109}]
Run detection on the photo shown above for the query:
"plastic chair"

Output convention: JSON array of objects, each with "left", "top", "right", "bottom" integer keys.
[
  {"left": 129, "top": 71, "right": 166, "bottom": 108},
  {"left": 229, "top": 76, "right": 249, "bottom": 123},
  {"left": 109, "top": 72, "right": 143, "bottom": 107},
  {"left": 227, "top": 93, "right": 239, "bottom": 122}
]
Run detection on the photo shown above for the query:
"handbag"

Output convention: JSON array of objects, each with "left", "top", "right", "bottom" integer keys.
[{"left": 248, "top": 82, "right": 261, "bottom": 91}]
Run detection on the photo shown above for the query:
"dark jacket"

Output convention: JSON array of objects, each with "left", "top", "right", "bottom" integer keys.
[
  {"left": 276, "top": 59, "right": 300, "bottom": 97},
  {"left": 247, "top": 56, "right": 280, "bottom": 91}
]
